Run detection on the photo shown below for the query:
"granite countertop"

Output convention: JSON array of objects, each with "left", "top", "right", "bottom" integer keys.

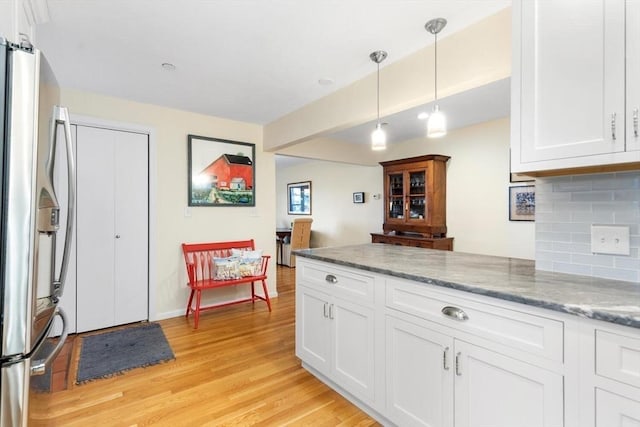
[{"left": 294, "top": 244, "right": 640, "bottom": 329}]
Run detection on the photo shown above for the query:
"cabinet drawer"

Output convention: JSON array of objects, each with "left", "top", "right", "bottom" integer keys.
[
  {"left": 386, "top": 278, "right": 564, "bottom": 362},
  {"left": 298, "top": 260, "right": 374, "bottom": 304},
  {"left": 596, "top": 329, "right": 640, "bottom": 389}
]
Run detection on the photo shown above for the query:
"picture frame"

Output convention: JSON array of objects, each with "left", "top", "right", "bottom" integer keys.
[
  {"left": 353, "top": 192, "right": 364, "bottom": 204},
  {"left": 509, "top": 185, "right": 535, "bottom": 221},
  {"left": 187, "top": 134, "right": 255, "bottom": 206},
  {"left": 287, "top": 181, "right": 311, "bottom": 215}
]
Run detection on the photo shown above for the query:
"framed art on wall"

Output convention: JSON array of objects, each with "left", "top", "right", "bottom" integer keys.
[
  {"left": 509, "top": 185, "right": 535, "bottom": 221},
  {"left": 353, "top": 192, "right": 364, "bottom": 203},
  {"left": 187, "top": 134, "right": 256, "bottom": 206}
]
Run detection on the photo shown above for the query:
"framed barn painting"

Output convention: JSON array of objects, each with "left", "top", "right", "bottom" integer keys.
[{"left": 187, "top": 134, "right": 256, "bottom": 206}]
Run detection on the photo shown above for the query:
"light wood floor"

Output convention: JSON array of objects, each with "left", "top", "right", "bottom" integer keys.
[{"left": 29, "top": 266, "right": 379, "bottom": 426}]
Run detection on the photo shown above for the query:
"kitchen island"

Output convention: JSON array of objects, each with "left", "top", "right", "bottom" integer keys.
[{"left": 294, "top": 244, "right": 640, "bottom": 427}]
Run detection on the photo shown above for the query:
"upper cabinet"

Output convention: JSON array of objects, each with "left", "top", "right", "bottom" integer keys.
[
  {"left": 380, "top": 155, "right": 449, "bottom": 238},
  {"left": 511, "top": 0, "right": 640, "bottom": 175},
  {"left": 628, "top": 1, "right": 640, "bottom": 153}
]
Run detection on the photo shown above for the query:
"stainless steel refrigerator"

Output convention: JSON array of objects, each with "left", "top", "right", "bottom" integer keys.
[{"left": 0, "top": 36, "right": 75, "bottom": 426}]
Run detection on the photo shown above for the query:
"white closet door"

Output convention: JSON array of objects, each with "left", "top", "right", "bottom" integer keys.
[
  {"left": 76, "top": 126, "right": 148, "bottom": 332},
  {"left": 113, "top": 130, "right": 148, "bottom": 325}
]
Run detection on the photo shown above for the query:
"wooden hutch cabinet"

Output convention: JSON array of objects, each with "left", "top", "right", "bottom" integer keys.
[{"left": 371, "top": 155, "right": 453, "bottom": 250}]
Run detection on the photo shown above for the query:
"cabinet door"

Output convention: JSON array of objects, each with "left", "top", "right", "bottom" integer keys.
[
  {"left": 595, "top": 388, "right": 640, "bottom": 427},
  {"left": 513, "top": 0, "right": 625, "bottom": 164},
  {"left": 332, "top": 297, "right": 376, "bottom": 404},
  {"left": 295, "top": 285, "right": 331, "bottom": 376},
  {"left": 628, "top": 0, "right": 640, "bottom": 152},
  {"left": 386, "top": 171, "right": 405, "bottom": 222},
  {"left": 454, "top": 340, "right": 564, "bottom": 427},
  {"left": 386, "top": 316, "right": 454, "bottom": 427}
]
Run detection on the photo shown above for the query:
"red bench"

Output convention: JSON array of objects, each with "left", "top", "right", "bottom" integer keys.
[{"left": 181, "top": 239, "right": 271, "bottom": 329}]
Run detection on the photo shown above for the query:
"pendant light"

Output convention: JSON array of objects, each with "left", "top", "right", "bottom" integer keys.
[
  {"left": 425, "top": 18, "right": 447, "bottom": 138},
  {"left": 370, "top": 50, "right": 388, "bottom": 150}
]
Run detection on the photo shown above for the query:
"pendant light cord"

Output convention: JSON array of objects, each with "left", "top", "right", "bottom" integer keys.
[
  {"left": 377, "top": 61, "right": 381, "bottom": 124},
  {"left": 434, "top": 31, "right": 438, "bottom": 102}
]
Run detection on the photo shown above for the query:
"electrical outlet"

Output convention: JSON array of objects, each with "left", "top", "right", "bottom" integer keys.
[
  {"left": 591, "top": 225, "right": 630, "bottom": 255},
  {"left": 184, "top": 207, "right": 192, "bottom": 218}
]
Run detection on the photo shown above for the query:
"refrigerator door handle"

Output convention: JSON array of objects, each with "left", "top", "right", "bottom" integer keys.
[
  {"left": 50, "top": 106, "right": 75, "bottom": 300},
  {"left": 30, "top": 307, "right": 68, "bottom": 376}
]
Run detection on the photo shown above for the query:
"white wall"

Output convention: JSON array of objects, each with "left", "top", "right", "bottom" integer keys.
[
  {"left": 59, "top": 88, "right": 277, "bottom": 320},
  {"left": 276, "top": 159, "right": 382, "bottom": 248}
]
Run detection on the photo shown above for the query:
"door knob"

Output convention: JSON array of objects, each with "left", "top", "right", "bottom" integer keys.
[{"left": 115, "top": 234, "right": 121, "bottom": 239}]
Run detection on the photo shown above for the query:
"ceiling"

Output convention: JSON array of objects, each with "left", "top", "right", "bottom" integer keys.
[{"left": 34, "top": 0, "right": 510, "bottom": 126}]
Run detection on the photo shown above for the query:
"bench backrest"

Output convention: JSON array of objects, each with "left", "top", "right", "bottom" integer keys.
[{"left": 182, "top": 240, "right": 258, "bottom": 283}]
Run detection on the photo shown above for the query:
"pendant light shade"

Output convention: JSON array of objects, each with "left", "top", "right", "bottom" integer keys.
[
  {"left": 427, "top": 105, "right": 446, "bottom": 138},
  {"left": 425, "top": 18, "right": 447, "bottom": 138},
  {"left": 370, "top": 50, "right": 388, "bottom": 150},
  {"left": 371, "top": 123, "right": 386, "bottom": 150}
]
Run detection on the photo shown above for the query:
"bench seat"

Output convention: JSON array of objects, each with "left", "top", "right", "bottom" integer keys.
[{"left": 182, "top": 239, "right": 271, "bottom": 329}]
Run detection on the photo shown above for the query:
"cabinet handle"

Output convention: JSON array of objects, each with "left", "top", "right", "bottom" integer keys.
[
  {"left": 323, "top": 302, "right": 328, "bottom": 318},
  {"left": 328, "top": 304, "right": 334, "bottom": 320},
  {"left": 325, "top": 274, "right": 338, "bottom": 284},
  {"left": 611, "top": 112, "right": 617, "bottom": 140},
  {"left": 634, "top": 108, "right": 639, "bottom": 138},
  {"left": 441, "top": 306, "right": 469, "bottom": 321},
  {"left": 455, "top": 352, "right": 462, "bottom": 376},
  {"left": 443, "top": 346, "right": 450, "bottom": 370}
]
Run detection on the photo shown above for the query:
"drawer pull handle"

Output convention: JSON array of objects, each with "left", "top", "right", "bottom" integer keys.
[
  {"left": 455, "top": 352, "right": 462, "bottom": 376},
  {"left": 323, "top": 302, "right": 328, "bottom": 318},
  {"left": 443, "top": 346, "right": 450, "bottom": 370},
  {"left": 325, "top": 274, "right": 338, "bottom": 284},
  {"left": 328, "top": 304, "right": 334, "bottom": 320},
  {"left": 441, "top": 306, "right": 469, "bottom": 321}
]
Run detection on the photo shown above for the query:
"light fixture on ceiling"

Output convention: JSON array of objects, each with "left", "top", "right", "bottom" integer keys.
[
  {"left": 425, "top": 18, "right": 447, "bottom": 138},
  {"left": 161, "top": 62, "right": 176, "bottom": 71},
  {"left": 370, "top": 50, "right": 388, "bottom": 151}
]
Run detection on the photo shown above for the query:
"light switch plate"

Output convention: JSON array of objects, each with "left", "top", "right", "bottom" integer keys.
[{"left": 591, "top": 225, "right": 630, "bottom": 255}]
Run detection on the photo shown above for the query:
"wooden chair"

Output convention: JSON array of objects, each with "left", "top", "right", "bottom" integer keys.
[{"left": 282, "top": 218, "right": 313, "bottom": 267}]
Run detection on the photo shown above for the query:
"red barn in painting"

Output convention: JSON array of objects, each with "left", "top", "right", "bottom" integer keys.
[{"left": 200, "top": 154, "right": 253, "bottom": 190}]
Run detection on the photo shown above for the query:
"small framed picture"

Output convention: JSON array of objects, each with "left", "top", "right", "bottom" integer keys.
[
  {"left": 509, "top": 185, "right": 535, "bottom": 221},
  {"left": 353, "top": 192, "right": 364, "bottom": 204}
]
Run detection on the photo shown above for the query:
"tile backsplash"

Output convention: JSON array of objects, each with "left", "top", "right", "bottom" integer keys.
[{"left": 535, "top": 172, "right": 640, "bottom": 283}]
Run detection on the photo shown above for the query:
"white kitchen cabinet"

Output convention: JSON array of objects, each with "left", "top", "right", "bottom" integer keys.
[
  {"left": 628, "top": 0, "right": 640, "bottom": 152},
  {"left": 386, "top": 315, "right": 453, "bottom": 427},
  {"left": 595, "top": 389, "right": 640, "bottom": 427},
  {"left": 385, "top": 313, "right": 563, "bottom": 427},
  {"left": 295, "top": 257, "right": 640, "bottom": 427},
  {"left": 295, "top": 263, "right": 377, "bottom": 406},
  {"left": 454, "top": 340, "right": 564, "bottom": 427},
  {"left": 511, "top": 0, "right": 640, "bottom": 174},
  {"left": 589, "top": 327, "right": 640, "bottom": 427},
  {"left": 75, "top": 125, "right": 149, "bottom": 332}
]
